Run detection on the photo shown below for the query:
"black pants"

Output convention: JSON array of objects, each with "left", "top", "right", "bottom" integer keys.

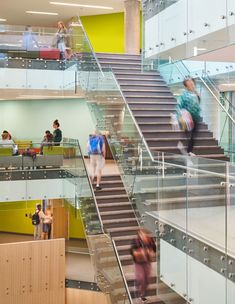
[
  {"left": 187, "top": 120, "right": 198, "bottom": 153},
  {"left": 45, "top": 223, "right": 52, "bottom": 239}
]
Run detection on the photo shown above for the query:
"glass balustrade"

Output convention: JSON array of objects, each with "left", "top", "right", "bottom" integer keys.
[{"left": 142, "top": 0, "right": 235, "bottom": 69}]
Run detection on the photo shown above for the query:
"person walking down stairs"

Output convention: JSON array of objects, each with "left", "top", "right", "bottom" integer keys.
[
  {"left": 130, "top": 228, "right": 156, "bottom": 302},
  {"left": 87, "top": 130, "right": 106, "bottom": 191},
  {"left": 177, "top": 78, "right": 201, "bottom": 156}
]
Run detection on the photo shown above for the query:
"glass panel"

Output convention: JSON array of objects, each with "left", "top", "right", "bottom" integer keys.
[{"left": 87, "top": 234, "right": 131, "bottom": 304}]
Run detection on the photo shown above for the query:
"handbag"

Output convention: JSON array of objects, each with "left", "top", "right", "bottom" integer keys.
[
  {"left": 133, "top": 247, "right": 148, "bottom": 263},
  {"left": 147, "top": 248, "right": 156, "bottom": 262}
]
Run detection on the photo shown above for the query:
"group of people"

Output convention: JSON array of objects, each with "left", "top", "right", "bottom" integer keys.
[
  {"left": 32, "top": 203, "right": 53, "bottom": 240},
  {"left": 22, "top": 21, "right": 70, "bottom": 60},
  {"left": 0, "top": 119, "right": 62, "bottom": 155}
]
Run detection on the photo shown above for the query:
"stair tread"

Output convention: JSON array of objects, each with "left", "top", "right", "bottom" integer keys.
[
  {"left": 95, "top": 187, "right": 125, "bottom": 192},
  {"left": 100, "top": 210, "right": 135, "bottom": 216},
  {"left": 103, "top": 218, "right": 137, "bottom": 224},
  {"left": 96, "top": 194, "right": 128, "bottom": 199},
  {"left": 146, "top": 137, "right": 215, "bottom": 141},
  {"left": 151, "top": 145, "right": 222, "bottom": 150},
  {"left": 98, "top": 202, "right": 131, "bottom": 208},
  {"left": 113, "top": 235, "right": 136, "bottom": 242},
  {"left": 126, "top": 95, "right": 174, "bottom": 98},
  {"left": 107, "top": 226, "right": 139, "bottom": 233}
]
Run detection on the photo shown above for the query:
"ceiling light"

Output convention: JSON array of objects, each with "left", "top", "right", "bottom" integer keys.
[
  {"left": 50, "top": 2, "right": 113, "bottom": 10},
  {"left": 0, "top": 18, "right": 7, "bottom": 22},
  {"left": 26, "top": 11, "right": 58, "bottom": 15}
]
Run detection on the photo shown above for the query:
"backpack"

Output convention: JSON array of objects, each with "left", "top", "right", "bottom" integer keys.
[
  {"left": 22, "top": 148, "right": 37, "bottom": 160},
  {"left": 88, "top": 136, "right": 102, "bottom": 155},
  {"left": 32, "top": 211, "right": 40, "bottom": 225}
]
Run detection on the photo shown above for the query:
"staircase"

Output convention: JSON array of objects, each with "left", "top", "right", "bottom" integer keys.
[
  {"left": 96, "top": 53, "right": 228, "bottom": 162},
  {"left": 93, "top": 174, "right": 185, "bottom": 304}
]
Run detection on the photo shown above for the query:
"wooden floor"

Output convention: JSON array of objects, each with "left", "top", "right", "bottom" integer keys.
[{"left": 66, "top": 288, "right": 111, "bottom": 304}]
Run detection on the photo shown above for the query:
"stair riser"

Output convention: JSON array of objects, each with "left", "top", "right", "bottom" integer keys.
[
  {"left": 100, "top": 176, "right": 122, "bottom": 182},
  {"left": 109, "top": 229, "right": 139, "bottom": 238},
  {"left": 147, "top": 139, "right": 217, "bottom": 147},
  {"left": 95, "top": 189, "right": 127, "bottom": 196},
  {"left": 115, "top": 73, "right": 161, "bottom": 80},
  {"left": 101, "top": 64, "right": 142, "bottom": 70},
  {"left": 119, "top": 80, "right": 166, "bottom": 85},
  {"left": 127, "top": 276, "right": 157, "bottom": 287},
  {"left": 136, "top": 117, "right": 171, "bottom": 123},
  {"left": 139, "top": 124, "right": 208, "bottom": 131},
  {"left": 99, "top": 205, "right": 133, "bottom": 212},
  {"left": 130, "top": 288, "right": 157, "bottom": 298},
  {"left": 96, "top": 197, "right": 129, "bottom": 203},
  {"left": 99, "top": 58, "right": 141, "bottom": 64},
  {"left": 142, "top": 131, "right": 213, "bottom": 138},
  {"left": 126, "top": 97, "right": 176, "bottom": 102},
  {"left": 120, "top": 85, "right": 168, "bottom": 90},
  {"left": 96, "top": 54, "right": 141, "bottom": 60},
  {"left": 103, "top": 221, "right": 138, "bottom": 229},
  {"left": 132, "top": 110, "right": 175, "bottom": 115},
  {"left": 129, "top": 104, "right": 176, "bottom": 110},
  {"left": 100, "top": 182, "right": 125, "bottom": 189},
  {"left": 115, "top": 239, "right": 135, "bottom": 246},
  {"left": 124, "top": 92, "right": 173, "bottom": 97},
  {"left": 101, "top": 212, "right": 136, "bottom": 220}
]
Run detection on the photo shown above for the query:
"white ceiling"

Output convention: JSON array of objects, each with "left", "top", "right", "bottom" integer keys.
[{"left": 0, "top": 0, "right": 125, "bottom": 27}]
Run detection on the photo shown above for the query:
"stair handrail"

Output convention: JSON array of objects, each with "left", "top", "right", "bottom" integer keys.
[
  {"left": 77, "top": 16, "right": 104, "bottom": 77},
  {"left": 112, "top": 239, "right": 133, "bottom": 304},
  {"left": 173, "top": 60, "right": 235, "bottom": 125},
  {"left": 75, "top": 138, "right": 104, "bottom": 234}
]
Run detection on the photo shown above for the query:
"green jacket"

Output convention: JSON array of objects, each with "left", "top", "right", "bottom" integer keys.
[{"left": 177, "top": 90, "right": 201, "bottom": 121}]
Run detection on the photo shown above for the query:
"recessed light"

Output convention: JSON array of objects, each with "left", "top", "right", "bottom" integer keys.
[
  {"left": 50, "top": 2, "right": 113, "bottom": 10},
  {"left": 0, "top": 18, "right": 7, "bottom": 22},
  {"left": 26, "top": 11, "right": 58, "bottom": 15}
]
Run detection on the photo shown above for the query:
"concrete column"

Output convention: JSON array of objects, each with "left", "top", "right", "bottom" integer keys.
[{"left": 124, "top": 0, "right": 140, "bottom": 54}]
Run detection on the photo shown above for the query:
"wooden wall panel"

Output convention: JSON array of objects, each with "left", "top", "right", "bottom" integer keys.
[
  {"left": 66, "top": 288, "right": 111, "bottom": 304},
  {"left": 0, "top": 239, "right": 65, "bottom": 304}
]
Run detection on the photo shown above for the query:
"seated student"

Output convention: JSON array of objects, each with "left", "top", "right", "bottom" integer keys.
[
  {"left": 40, "top": 130, "right": 53, "bottom": 154},
  {"left": 0, "top": 130, "right": 18, "bottom": 155}
]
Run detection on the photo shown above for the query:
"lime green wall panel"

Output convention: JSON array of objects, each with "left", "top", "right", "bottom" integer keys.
[
  {"left": 81, "top": 13, "right": 125, "bottom": 53},
  {"left": 81, "top": 12, "right": 142, "bottom": 54},
  {"left": 0, "top": 200, "right": 40, "bottom": 235},
  {"left": 0, "top": 200, "right": 86, "bottom": 239}
]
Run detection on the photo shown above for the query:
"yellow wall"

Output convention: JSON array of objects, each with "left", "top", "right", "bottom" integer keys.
[
  {"left": 0, "top": 200, "right": 86, "bottom": 239},
  {"left": 0, "top": 200, "right": 40, "bottom": 234},
  {"left": 81, "top": 12, "right": 142, "bottom": 53},
  {"left": 81, "top": 13, "right": 125, "bottom": 53}
]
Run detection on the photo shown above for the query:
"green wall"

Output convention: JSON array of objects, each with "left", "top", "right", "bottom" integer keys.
[
  {"left": 0, "top": 200, "right": 85, "bottom": 239},
  {"left": 81, "top": 12, "right": 142, "bottom": 54},
  {"left": 0, "top": 200, "right": 40, "bottom": 234}
]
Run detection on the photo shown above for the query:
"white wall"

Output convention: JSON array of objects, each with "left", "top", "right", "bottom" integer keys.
[{"left": 0, "top": 98, "right": 95, "bottom": 154}]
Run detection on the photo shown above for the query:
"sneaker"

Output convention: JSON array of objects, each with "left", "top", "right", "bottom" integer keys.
[
  {"left": 95, "top": 186, "right": 102, "bottom": 191},
  {"left": 188, "top": 152, "right": 196, "bottom": 157},
  {"left": 177, "top": 141, "right": 187, "bottom": 155},
  {"left": 141, "top": 297, "right": 147, "bottom": 302}
]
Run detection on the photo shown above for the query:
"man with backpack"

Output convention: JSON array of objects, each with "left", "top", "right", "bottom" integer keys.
[
  {"left": 32, "top": 204, "right": 46, "bottom": 240},
  {"left": 87, "top": 130, "right": 106, "bottom": 191}
]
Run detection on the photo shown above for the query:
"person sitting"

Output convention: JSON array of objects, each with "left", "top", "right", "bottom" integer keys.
[
  {"left": 40, "top": 130, "right": 53, "bottom": 154},
  {"left": 0, "top": 130, "right": 18, "bottom": 155}
]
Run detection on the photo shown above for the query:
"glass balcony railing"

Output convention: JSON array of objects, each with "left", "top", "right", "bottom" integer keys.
[{"left": 142, "top": 0, "right": 235, "bottom": 68}]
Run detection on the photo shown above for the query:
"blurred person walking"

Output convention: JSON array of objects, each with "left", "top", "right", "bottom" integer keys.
[
  {"left": 130, "top": 228, "right": 156, "bottom": 302},
  {"left": 177, "top": 78, "right": 201, "bottom": 156},
  {"left": 87, "top": 130, "right": 106, "bottom": 191}
]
